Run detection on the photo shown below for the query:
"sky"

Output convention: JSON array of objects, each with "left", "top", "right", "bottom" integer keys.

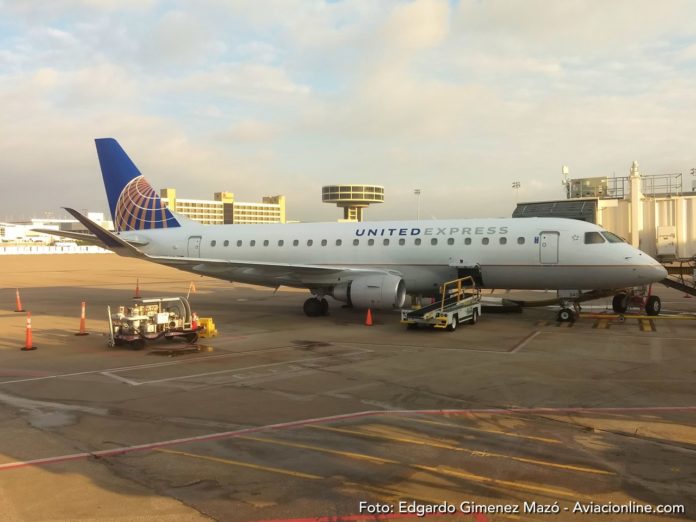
[{"left": 2, "top": 0, "right": 696, "bottom": 223}]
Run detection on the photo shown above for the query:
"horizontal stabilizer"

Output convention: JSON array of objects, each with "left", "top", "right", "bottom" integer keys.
[
  {"left": 31, "top": 229, "right": 107, "bottom": 248},
  {"left": 62, "top": 208, "right": 145, "bottom": 258}
]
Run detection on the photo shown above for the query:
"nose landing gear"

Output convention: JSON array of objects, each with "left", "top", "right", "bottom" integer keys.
[{"left": 612, "top": 286, "right": 661, "bottom": 316}]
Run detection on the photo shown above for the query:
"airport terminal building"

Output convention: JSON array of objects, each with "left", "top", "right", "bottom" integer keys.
[{"left": 514, "top": 162, "right": 696, "bottom": 260}]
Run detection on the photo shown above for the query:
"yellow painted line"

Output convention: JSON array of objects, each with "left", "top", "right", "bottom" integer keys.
[
  {"left": 405, "top": 416, "right": 561, "bottom": 445},
  {"left": 156, "top": 448, "right": 322, "bottom": 480},
  {"left": 414, "top": 464, "right": 586, "bottom": 500},
  {"left": 159, "top": 438, "right": 575, "bottom": 510},
  {"left": 580, "top": 313, "right": 696, "bottom": 320},
  {"left": 310, "top": 424, "right": 461, "bottom": 451},
  {"left": 309, "top": 425, "right": 611, "bottom": 475},
  {"left": 237, "top": 435, "right": 398, "bottom": 465},
  {"left": 593, "top": 319, "right": 610, "bottom": 329},
  {"left": 639, "top": 319, "right": 656, "bottom": 332}
]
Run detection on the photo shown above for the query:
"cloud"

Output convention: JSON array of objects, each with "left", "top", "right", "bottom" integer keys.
[{"left": 2, "top": 0, "right": 696, "bottom": 222}]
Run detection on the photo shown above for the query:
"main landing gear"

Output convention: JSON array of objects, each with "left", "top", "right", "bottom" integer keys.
[
  {"left": 303, "top": 297, "right": 329, "bottom": 317},
  {"left": 612, "top": 287, "right": 661, "bottom": 316}
]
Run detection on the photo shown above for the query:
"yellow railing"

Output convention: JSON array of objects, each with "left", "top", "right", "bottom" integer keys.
[{"left": 439, "top": 276, "right": 479, "bottom": 311}]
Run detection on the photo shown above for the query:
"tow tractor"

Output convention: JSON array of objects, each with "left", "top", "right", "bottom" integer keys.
[
  {"left": 107, "top": 297, "right": 200, "bottom": 349},
  {"left": 401, "top": 276, "right": 482, "bottom": 331}
]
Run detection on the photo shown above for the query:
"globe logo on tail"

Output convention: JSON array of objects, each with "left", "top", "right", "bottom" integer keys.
[{"left": 114, "top": 176, "right": 179, "bottom": 231}]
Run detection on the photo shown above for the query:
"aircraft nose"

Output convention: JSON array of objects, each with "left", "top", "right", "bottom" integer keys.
[{"left": 638, "top": 262, "right": 667, "bottom": 283}]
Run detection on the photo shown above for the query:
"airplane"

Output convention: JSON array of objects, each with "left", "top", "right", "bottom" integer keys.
[{"left": 37, "top": 138, "right": 668, "bottom": 321}]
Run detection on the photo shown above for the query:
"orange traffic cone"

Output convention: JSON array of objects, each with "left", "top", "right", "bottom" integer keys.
[
  {"left": 14, "top": 288, "right": 25, "bottom": 312},
  {"left": 365, "top": 308, "right": 373, "bottom": 326},
  {"left": 75, "top": 301, "right": 89, "bottom": 336},
  {"left": 134, "top": 278, "right": 141, "bottom": 299},
  {"left": 22, "top": 312, "right": 37, "bottom": 351}
]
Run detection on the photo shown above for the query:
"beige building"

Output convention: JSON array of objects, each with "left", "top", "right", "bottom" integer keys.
[{"left": 161, "top": 188, "right": 285, "bottom": 225}]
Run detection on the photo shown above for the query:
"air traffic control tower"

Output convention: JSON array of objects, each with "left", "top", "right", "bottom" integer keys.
[{"left": 321, "top": 184, "right": 384, "bottom": 222}]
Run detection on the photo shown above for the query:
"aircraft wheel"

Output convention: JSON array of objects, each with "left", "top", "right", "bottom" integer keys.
[
  {"left": 406, "top": 322, "right": 419, "bottom": 330},
  {"left": 303, "top": 298, "right": 323, "bottom": 317},
  {"left": 645, "top": 296, "right": 661, "bottom": 316},
  {"left": 320, "top": 298, "right": 329, "bottom": 316},
  {"left": 470, "top": 309, "right": 479, "bottom": 325},
  {"left": 447, "top": 315, "right": 458, "bottom": 331},
  {"left": 612, "top": 293, "right": 628, "bottom": 314},
  {"left": 557, "top": 308, "right": 574, "bottom": 322}
]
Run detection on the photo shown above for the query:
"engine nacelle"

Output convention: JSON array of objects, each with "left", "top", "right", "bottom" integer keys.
[{"left": 332, "top": 274, "right": 406, "bottom": 310}]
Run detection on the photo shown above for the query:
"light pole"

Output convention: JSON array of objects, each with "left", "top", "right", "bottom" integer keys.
[
  {"left": 512, "top": 181, "right": 520, "bottom": 202},
  {"left": 414, "top": 189, "right": 421, "bottom": 220}
]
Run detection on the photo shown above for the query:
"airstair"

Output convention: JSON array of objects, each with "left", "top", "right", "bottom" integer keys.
[{"left": 661, "top": 258, "right": 696, "bottom": 296}]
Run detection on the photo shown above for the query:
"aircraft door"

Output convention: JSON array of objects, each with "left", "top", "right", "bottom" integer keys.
[
  {"left": 187, "top": 236, "right": 202, "bottom": 257},
  {"left": 539, "top": 231, "right": 559, "bottom": 264}
]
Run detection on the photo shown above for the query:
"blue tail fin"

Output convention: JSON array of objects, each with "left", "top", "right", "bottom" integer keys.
[{"left": 95, "top": 138, "right": 180, "bottom": 232}]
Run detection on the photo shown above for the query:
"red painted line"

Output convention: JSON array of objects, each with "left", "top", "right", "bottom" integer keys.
[{"left": 1, "top": 406, "right": 694, "bottom": 471}]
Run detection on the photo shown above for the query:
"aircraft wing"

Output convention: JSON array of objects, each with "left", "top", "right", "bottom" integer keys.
[
  {"left": 61, "top": 208, "right": 397, "bottom": 288},
  {"left": 147, "top": 254, "right": 392, "bottom": 287}
]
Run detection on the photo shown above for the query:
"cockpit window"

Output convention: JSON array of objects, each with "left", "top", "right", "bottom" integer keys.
[
  {"left": 601, "top": 231, "right": 625, "bottom": 243},
  {"left": 584, "top": 232, "right": 605, "bottom": 244}
]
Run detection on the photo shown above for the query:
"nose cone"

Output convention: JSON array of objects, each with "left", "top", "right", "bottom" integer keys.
[
  {"left": 640, "top": 263, "right": 668, "bottom": 283},
  {"left": 636, "top": 250, "right": 667, "bottom": 283}
]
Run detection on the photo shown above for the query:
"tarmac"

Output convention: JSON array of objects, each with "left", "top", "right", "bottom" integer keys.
[{"left": 0, "top": 254, "right": 695, "bottom": 521}]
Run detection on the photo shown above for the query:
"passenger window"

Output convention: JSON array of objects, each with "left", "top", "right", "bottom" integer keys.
[
  {"left": 263, "top": 240, "right": 269, "bottom": 247},
  {"left": 336, "top": 239, "right": 342, "bottom": 246},
  {"left": 415, "top": 238, "right": 421, "bottom": 245},
  {"left": 237, "top": 240, "right": 242, "bottom": 247},
  {"left": 278, "top": 240, "right": 284, "bottom": 246},
  {"left": 250, "top": 240, "right": 256, "bottom": 247},
  {"left": 482, "top": 237, "right": 489, "bottom": 245},
  {"left": 499, "top": 237, "right": 507, "bottom": 245},
  {"left": 368, "top": 239, "right": 375, "bottom": 246},
  {"left": 383, "top": 239, "right": 389, "bottom": 246},
  {"left": 601, "top": 231, "right": 625, "bottom": 243},
  {"left": 353, "top": 239, "right": 359, "bottom": 246},
  {"left": 321, "top": 239, "right": 327, "bottom": 246},
  {"left": 307, "top": 239, "right": 313, "bottom": 246},
  {"left": 431, "top": 238, "right": 438, "bottom": 246},
  {"left": 584, "top": 232, "right": 605, "bottom": 244},
  {"left": 223, "top": 240, "right": 229, "bottom": 247},
  {"left": 210, "top": 240, "right": 216, "bottom": 247},
  {"left": 464, "top": 238, "right": 471, "bottom": 245},
  {"left": 447, "top": 238, "right": 454, "bottom": 245},
  {"left": 293, "top": 239, "right": 299, "bottom": 246},
  {"left": 517, "top": 237, "right": 525, "bottom": 245},
  {"left": 398, "top": 238, "right": 405, "bottom": 246}
]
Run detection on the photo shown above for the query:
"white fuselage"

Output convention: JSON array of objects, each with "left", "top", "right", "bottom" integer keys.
[{"left": 121, "top": 217, "right": 667, "bottom": 295}]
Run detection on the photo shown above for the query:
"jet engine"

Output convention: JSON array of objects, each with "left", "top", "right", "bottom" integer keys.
[{"left": 332, "top": 274, "right": 406, "bottom": 310}]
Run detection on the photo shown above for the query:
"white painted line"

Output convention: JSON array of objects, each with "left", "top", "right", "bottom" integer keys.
[
  {"left": 100, "top": 372, "right": 141, "bottom": 386},
  {"left": 0, "top": 344, "right": 340, "bottom": 386},
  {"left": 135, "top": 349, "right": 372, "bottom": 385}
]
